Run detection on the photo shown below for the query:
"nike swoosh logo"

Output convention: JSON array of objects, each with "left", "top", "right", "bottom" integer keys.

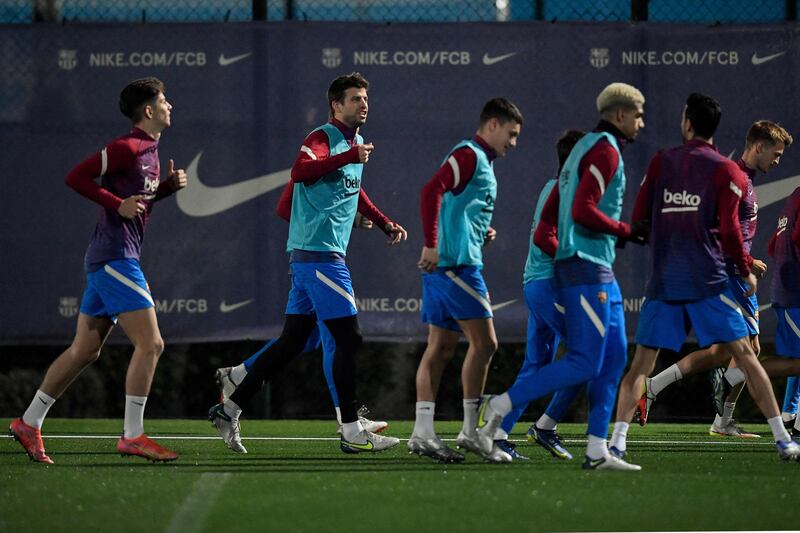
[
  {"left": 491, "top": 299, "right": 517, "bottom": 311},
  {"left": 727, "top": 149, "right": 736, "bottom": 160},
  {"left": 219, "top": 52, "right": 252, "bottom": 66},
  {"left": 344, "top": 440, "right": 374, "bottom": 451},
  {"left": 141, "top": 165, "right": 150, "bottom": 170},
  {"left": 754, "top": 174, "right": 800, "bottom": 209},
  {"left": 177, "top": 152, "right": 290, "bottom": 217},
  {"left": 220, "top": 299, "right": 255, "bottom": 313},
  {"left": 758, "top": 303, "right": 773, "bottom": 312},
  {"left": 482, "top": 52, "right": 518, "bottom": 66},
  {"left": 38, "top": 397, "right": 48, "bottom": 405},
  {"left": 132, "top": 401, "right": 145, "bottom": 406},
  {"left": 751, "top": 51, "right": 786, "bottom": 65}
]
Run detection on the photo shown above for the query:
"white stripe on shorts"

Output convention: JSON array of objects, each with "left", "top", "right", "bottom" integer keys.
[
  {"left": 445, "top": 270, "right": 492, "bottom": 315},
  {"left": 315, "top": 270, "right": 356, "bottom": 309},
  {"left": 719, "top": 293, "right": 743, "bottom": 315},
  {"left": 579, "top": 294, "right": 606, "bottom": 338},
  {"left": 785, "top": 310, "right": 800, "bottom": 339},
  {"left": 103, "top": 264, "right": 154, "bottom": 306},
  {"left": 554, "top": 302, "right": 565, "bottom": 314}
]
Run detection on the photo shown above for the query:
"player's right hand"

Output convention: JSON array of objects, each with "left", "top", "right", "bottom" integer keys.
[
  {"left": 741, "top": 272, "right": 757, "bottom": 297},
  {"left": 357, "top": 143, "right": 374, "bottom": 163},
  {"left": 751, "top": 258, "right": 767, "bottom": 279},
  {"left": 118, "top": 195, "right": 146, "bottom": 219},
  {"left": 417, "top": 246, "right": 438, "bottom": 273}
]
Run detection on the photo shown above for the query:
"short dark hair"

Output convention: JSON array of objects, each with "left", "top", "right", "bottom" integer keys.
[
  {"left": 685, "top": 92, "right": 721, "bottom": 139},
  {"left": 556, "top": 130, "right": 585, "bottom": 171},
  {"left": 119, "top": 77, "right": 164, "bottom": 122},
  {"left": 480, "top": 98, "right": 523, "bottom": 126},
  {"left": 327, "top": 72, "right": 369, "bottom": 115}
]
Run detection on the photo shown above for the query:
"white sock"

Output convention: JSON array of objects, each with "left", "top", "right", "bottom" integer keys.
[
  {"left": 413, "top": 401, "right": 436, "bottom": 439},
  {"left": 650, "top": 364, "right": 682, "bottom": 396},
  {"left": 536, "top": 414, "right": 558, "bottom": 431},
  {"left": 794, "top": 416, "right": 800, "bottom": 432},
  {"left": 719, "top": 401, "right": 736, "bottom": 424},
  {"left": 335, "top": 407, "right": 342, "bottom": 425},
  {"left": 609, "top": 421, "right": 629, "bottom": 452},
  {"left": 768, "top": 416, "right": 792, "bottom": 443},
  {"left": 725, "top": 367, "right": 745, "bottom": 387},
  {"left": 341, "top": 420, "right": 365, "bottom": 442},
  {"left": 586, "top": 434, "right": 608, "bottom": 460},
  {"left": 493, "top": 428, "right": 509, "bottom": 440},
  {"left": 462, "top": 399, "right": 480, "bottom": 434},
  {"left": 22, "top": 390, "right": 56, "bottom": 429},
  {"left": 781, "top": 412, "right": 796, "bottom": 424},
  {"left": 229, "top": 363, "right": 248, "bottom": 386},
  {"left": 488, "top": 393, "right": 513, "bottom": 418},
  {"left": 223, "top": 399, "right": 242, "bottom": 419},
  {"left": 123, "top": 395, "right": 147, "bottom": 439}
]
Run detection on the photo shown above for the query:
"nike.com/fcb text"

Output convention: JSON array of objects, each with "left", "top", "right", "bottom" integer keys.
[{"left": 622, "top": 50, "right": 738, "bottom": 66}]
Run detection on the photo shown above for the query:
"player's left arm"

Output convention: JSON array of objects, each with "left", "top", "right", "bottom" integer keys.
[
  {"left": 572, "top": 142, "right": 632, "bottom": 239},
  {"left": 154, "top": 159, "right": 187, "bottom": 201},
  {"left": 358, "top": 188, "right": 407, "bottom": 245},
  {"left": 533, "top": 184, "right": 559, "bottom": 257},
  {"left": 717, "top": 165, "right": 754, "bottom": 278}
]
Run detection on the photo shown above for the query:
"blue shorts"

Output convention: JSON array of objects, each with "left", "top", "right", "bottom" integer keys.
[
  {"left": 524, "top": 277, "right": 566, "bottom": 342},
  {"left": 728, "top": 276, "right": 759, "bottom": 336},
  {"left": 285, "top": 261, "right": 357, "bottom": 321},
  {"left": 774, "top": 307, "right": 800, "bottom": 358},
  {"left": 635, "top": 289, "right": 750, "bottom": 351},
  {"left": 79, "top": 259, "right": 154, "bottom": 320},
  {"left": 421, "top": 266, "right": 493, "bottom": 332}
]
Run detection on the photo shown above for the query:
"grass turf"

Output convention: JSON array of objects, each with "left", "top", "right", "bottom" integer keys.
[{"left": 1, "top": 418, "right": 797, "bottom": 532}]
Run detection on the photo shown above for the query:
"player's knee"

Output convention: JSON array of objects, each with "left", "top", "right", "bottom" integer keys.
[
  {"left": 137, "top": 336, "right": 164, "bottom": 358},
  {"left": 336, "top": 329, "right": 363, "bottom": 355},
  {"left": 473, "top": 337, "right": 498, "bottom": 359},
  {"left": 70, "top": 345, "right": 101, "bottom": 365}
]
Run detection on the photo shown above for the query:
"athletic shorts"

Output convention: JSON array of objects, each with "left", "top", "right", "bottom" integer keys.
[
  {"left": 774, "top": 306, "right": 800, "bottom": 358},
  {"left": 635, "top": 288, "right": 750, "bottom": 352},
  {"left": 421, "top": 266, "right": 493, "bottom": 332},
  {"left": 79, "top": 259, "right": 154, "bottom": 320},
  {"left": 285, "top": 261, "right": 357, "bottom": 321},
  {"left": 728, "top": 276, "right": 759, "bottom": 336}
]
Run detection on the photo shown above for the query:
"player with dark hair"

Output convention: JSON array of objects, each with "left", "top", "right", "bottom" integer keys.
[
  {"left": 213, "top": 188, "right": 388, "bottom": 438},
  {"left": 476, "top": 83, "right": 647, "bottom": 470},
  {"left": 9, "top": 77, "right": 187, "bottom": 463},
  {"left": 208, "top": 72, "right": 406, "bottom": 455},
  {"left": 489, "top": 129, "right": 585, "bottom": 461},
  {"left": 636, "top": 120, "right": 793, "bottom": 437},
  {"left": 409, "top": 97, "right": 523, "bottom": 463},
  {"left": 610, "top": 94, "right": 800, "bottom": 462}
]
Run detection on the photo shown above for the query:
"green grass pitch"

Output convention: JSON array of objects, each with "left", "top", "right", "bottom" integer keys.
[{"left": 2, "top": 418, "right": 798, "bottom": 532}]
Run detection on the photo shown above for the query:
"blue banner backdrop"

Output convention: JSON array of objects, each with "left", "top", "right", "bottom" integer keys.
[{"left": 1, "top": 21, "right": 798, "bottom": 343}]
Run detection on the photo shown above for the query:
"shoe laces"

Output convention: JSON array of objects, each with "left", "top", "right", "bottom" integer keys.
[{"left": 357, "top": 405, "right": 371, "bottom": 417}]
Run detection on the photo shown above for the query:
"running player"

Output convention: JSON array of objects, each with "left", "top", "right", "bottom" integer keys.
[
  {"left": 634, "top": 121, "right": 792, "bottom": 438},
  {"left": 610, "top": 94, "right": 800, "bottom": 462},
  {"left": 9, "top": 78, "right": 185, "bottom": 463},
  {"left": 207, "top": 72, "right": 406, "bottom": 455},
  {"left": 714, "top": 182, "right": 800, "bottom": 440},
  {"left": 490, "top": 130, "right": 585, "bottom": 461},
  {"left": 409, "top": 98, "right": 522, "bottom": 463},
  {"left": 214, "top": 183, "right": 387, "bottom": 435}
]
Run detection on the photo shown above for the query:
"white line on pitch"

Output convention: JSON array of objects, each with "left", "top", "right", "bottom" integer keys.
[
  {"left": 165, "top": 473, "right": 231, "bottom": 533},
  {"left": 0, "top": 434, "right": 772, "bottom": 446}
]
